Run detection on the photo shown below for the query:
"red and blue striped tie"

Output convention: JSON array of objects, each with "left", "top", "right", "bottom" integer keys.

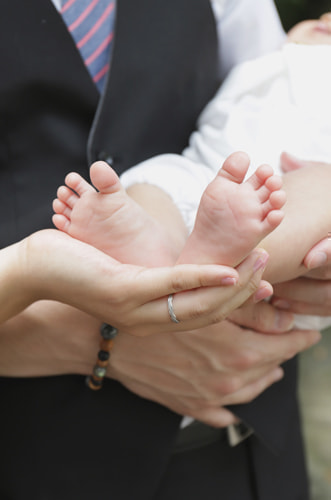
[{"left": 61, "top": 0, "right": 115, "bottom": 92}]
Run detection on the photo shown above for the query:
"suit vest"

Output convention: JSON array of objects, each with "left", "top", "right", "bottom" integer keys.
[
  {"left": 0, "top": 2, "right": 308, "bottom": 499},
  {"left": 0, "top": 0, "right": 220, "bottom": 247},
  {"left": 0, "top": 2, "right": 225, "bottom": 499}
]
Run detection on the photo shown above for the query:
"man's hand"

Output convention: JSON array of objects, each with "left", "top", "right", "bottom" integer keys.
[
  {"left": 109, "top": 302, "right": 320, "bottom": 427},
  {"left": 272, "top": 237, "right": 331, "bottom": 315},
  {"left": 271, "top": 153, "right": 331, "bottom": 315},
  {"left": 0, "top": 297, "right": 320, "bottom": 429}
]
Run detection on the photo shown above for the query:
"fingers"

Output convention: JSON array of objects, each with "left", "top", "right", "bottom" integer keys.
[
  {"left": 128, "top": 249, "right": 269, "bottom": 335},
  {"left": 133, "top": 263, "right": 239, "bottom": 302},
  {"left": 219, "top": 367, "right": 284, "bottom": 407},
  {"left": 272, "top": 278, "right": 331, "bottom": 315},
  {"left": 109, "top": 320, "right": 320, "bottom": 430},
  {"left": 229, "top": 301, "right": 295, "bottom": 334},
  {"left": 273, "top": 235, "right": 331, "bottom": 314},
  {"left": 171, "top": 249, "right": 269, "bottom": 324},
  {"left": 208, "top": 326, "right": 321, "bottom": 396},
  {"left": 252, "top": 280, "right": 273, "bottom": 303},
  {"left": 189, "top": 407, "right": 238, "bottom": 428},
  {"left": 260, "top": 329, "right": 322, "bottom": 363},
  {"left": 303, "top": 237, "right": 331, "bottom": 277}
]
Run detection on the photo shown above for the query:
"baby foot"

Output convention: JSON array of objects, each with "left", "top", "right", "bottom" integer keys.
[
  {"left": 178, "top": 152, "right": 285, "bottom": 266},
  {"left": 52, "top": 161, "right": 175, "bottom": 266}
]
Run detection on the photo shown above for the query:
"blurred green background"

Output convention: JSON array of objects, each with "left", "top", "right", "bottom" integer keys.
[{"left": 275, "top": 0, "right": 331, "bottom": 30}]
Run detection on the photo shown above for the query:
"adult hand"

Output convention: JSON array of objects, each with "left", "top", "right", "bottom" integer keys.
[
  {"left": 0, "top": 293, "right": 320, "bottom": 427},
  {"left": 109, "top": 303, "right": 320, "bottom": 427},
  {"left": 271, "top": 153, "right": 331, "bottom": 314},
  {"left": 272, "top": 237, "right": 331, "bottom": 316},
  {"left": 22, "top": 230, "right": 267, "bottom": 336},
  {"left": 303, "top": 236, "right": 331, "bottom": 278}
]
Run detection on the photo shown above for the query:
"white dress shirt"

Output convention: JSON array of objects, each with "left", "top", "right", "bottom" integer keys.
[{"left": 52, "top": 0, "right": 62, "bottom": 11}]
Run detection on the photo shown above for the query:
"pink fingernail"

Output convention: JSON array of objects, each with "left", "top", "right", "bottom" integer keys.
[
  {"left": 221, "top": 277, "right": 238, "bottom": 286},
  {"left": 254, "top": 286, "right": 273, "bottom": 303},
  {"left": 273, "top": 299, "right": 291, "bottom": 310},
  {"left": 273, "top": 367, "right": 284, "bottom": 382},
  {"left": 307, "top": 251, "right": 327, "bottom": 270},
  {"left": 253, "top": 252, "right": 269, "bottom": 272},
  {"left": 274, "top": 311, "right": 294, "bottom": 331}
]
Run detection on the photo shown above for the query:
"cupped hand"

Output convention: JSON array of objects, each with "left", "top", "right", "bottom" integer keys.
[{"left": 24, "top": 230, "right": 268, "bottom": 336}]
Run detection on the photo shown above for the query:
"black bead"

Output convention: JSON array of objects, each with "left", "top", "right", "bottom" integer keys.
[
  {"left": 90, "top": 377, "right": 103, "bottom": 387},
  {"left": 85, "top": 376, "right": 103, "bottom": 388},
  {"left": 98, "top": 350, "right": 110, "bottom": 362},
  {"left": 100, "top": 323, "right": 118, "bottom": 340}
]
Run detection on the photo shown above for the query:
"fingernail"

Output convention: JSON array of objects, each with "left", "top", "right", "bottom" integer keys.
[
  {"left": 221, "top": 277, "right": 238, "bottom": 286},
  {"left": 272, "top": 299, "right": 290, "bottom": 310},
  {"left": 253, "top": 252, "right": 269, "bottom": 272},
  {"left": 274, "top": 311, "right": 295, "bottom": 331},
  {"left": 306, "top": 251, "right": 327, "bottom": 270},
  {"left": 254, "top": 286, "right": 273, "bottom": 302},
  {"left": 273, "top": 367, "right": 284, "bottom": 382}
]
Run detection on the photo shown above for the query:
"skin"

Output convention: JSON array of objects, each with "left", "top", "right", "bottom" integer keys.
[
  {"left": 0, "top": 16, "right": 329, "bottom": 432},
  {"left": 53, "top": 154, "right": 285, "bottom": 269},
  {"left": 50, "top": 151, "right": 324, "bottom": 426},
  {"left": 0, "top": 151, "right": 319, "bottom": 427},
  {"left": 287, "top": 13, "right": 331, "bottom": 45},
  {"left": 272, "top": 153, "right": 331, "bottom": 315},
  {"left": 0, "top": 228, "right": 255, "bottom": 332}
]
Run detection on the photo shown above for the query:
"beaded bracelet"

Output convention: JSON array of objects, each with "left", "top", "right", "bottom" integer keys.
[{"left": 86, "top": 323, "right": 118, "bottom": 390}]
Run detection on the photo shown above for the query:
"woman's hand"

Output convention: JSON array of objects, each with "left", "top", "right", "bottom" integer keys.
[{"left": 19, "top": 229, "right": 270, "bottom": 336}]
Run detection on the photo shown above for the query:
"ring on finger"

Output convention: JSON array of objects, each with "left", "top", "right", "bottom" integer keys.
[{"left": 168, "top": 294, "right": 180, "bottom": 323}]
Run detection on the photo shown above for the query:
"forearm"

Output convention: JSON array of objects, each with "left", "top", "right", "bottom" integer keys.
[
  {"left": 0, "top": 301, "right": 99, "bottom": 377},
  {"left": 261, "top": 165, "right": 331, "bottom": 283},
  {"left": 0, "top": 242, "right": 38, "bottom": 323}
]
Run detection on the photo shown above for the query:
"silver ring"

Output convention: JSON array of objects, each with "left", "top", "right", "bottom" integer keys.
[{"left": 168, "top": 294, "right": 180, "bottom": 323}]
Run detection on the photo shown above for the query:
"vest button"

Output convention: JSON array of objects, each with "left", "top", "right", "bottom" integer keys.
[{"left": 97, "top": 151, "right": 113, "bottom": 166}]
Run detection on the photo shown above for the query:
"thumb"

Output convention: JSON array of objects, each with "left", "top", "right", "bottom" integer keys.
[{"left": 303, "top": 237, "right": 330, "bottom": 270}]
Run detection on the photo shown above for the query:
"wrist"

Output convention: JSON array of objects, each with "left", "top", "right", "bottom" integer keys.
[
  {"left": 0, "top": 302, "right": 101, "bottom": 377},
  {"left": 0, "top": 240, "right": 38, "bottom": 322}
]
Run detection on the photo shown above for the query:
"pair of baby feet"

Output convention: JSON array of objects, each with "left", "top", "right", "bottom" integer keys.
[{"left": 52, "top": 152, "right": 285, "bottom": 271}]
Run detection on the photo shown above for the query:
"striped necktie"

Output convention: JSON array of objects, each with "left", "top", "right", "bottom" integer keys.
[{"left": 60, "top": 0, "right": 115, "bottom": 92}]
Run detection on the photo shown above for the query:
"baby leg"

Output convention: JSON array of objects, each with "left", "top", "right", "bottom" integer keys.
[{"left": 178, "top": 152, "right": 285, "bottom": 266}]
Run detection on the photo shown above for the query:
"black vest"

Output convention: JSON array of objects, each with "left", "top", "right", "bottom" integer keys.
[
  {"left": 0, "top": 2, "right": 223, "bottom": 499},
  {"left": 0, "top": 0, "right": 219, "bottom": 247},
  {"left": 0, "top": 2, "right": 308, "bottom": 499}
]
